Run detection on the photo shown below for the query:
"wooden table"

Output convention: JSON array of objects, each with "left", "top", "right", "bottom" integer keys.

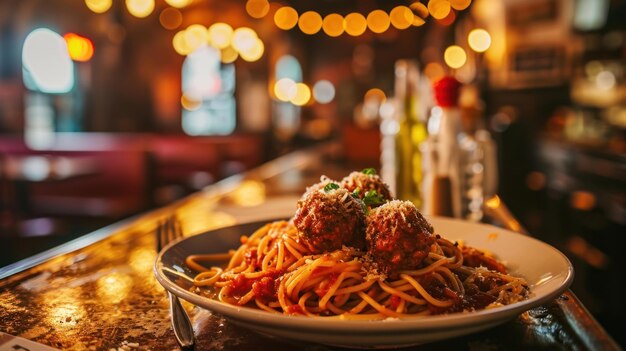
[{"left": 0, "top": 144, "right": 620, "bottom": 351}]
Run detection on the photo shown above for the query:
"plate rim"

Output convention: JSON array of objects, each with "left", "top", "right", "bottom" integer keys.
[{"left": 153, "top": 216, "right": 574, "bottom": 333}]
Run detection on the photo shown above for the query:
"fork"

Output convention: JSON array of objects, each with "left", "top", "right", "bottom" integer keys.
[{"left": 156, "top": 215, "right": 195, "bottom": 349}]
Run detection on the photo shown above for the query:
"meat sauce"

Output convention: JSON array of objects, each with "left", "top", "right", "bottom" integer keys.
[{"left": 227, "top": 267, "right": 283, "bottom": 303}]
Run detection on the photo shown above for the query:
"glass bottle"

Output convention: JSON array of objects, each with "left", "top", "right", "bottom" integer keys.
[
  {"left": 381, "top": 60, "right": 428, "bottom": 207},
  {"left": 422, "top": 76, "right": 462, "bottom": 217}
]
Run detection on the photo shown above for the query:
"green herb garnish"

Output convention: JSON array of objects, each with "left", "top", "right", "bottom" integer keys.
[
  {"left": 363, "top": 190, "right": 385, "bottom": 207},
  {"left": 323, "top": 182, "right": 340, "bottom": 192},
  {"left": 351, "top": 188, "right": 361, "bottom": 198},
  {"left": 362, "top": 168, "right": 376, "bottom": 175}
]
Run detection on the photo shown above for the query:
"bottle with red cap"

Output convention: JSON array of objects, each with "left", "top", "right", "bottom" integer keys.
[
  {"left": 423, "top": 76, "right": 495, "bottom": 221},
  {"left": 422, "top": 76, "right": 464, "bottom": 217}
]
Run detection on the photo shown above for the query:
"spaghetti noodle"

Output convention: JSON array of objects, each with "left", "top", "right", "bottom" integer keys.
[{"left": 185, "top": 171, "right": 528, "bottom": 319}]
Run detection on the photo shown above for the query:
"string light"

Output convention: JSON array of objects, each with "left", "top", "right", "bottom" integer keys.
[
  {"left": 344, "top": 13, "right": 367, "bottom": 36},
  {"left": 85, "top": 0, "right": 112, "bottom": 13},
  {"left": 322, "top": 14, "right": 344, "bottom": 37},
  {"left": 126, "top": 0, "right": 154, "bottom": 18},
  {"left": 298, "top": 11, "right": 323, "bottom": 35},
  {"left": 269, "top": 0, "right": 470, "bottom": 36}
]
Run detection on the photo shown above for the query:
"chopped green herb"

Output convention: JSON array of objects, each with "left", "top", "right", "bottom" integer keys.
[
  {"left": 363, "top": 190, "right": 385, "bottom": 207},
  {"left": 351, "top": 188, "right": 361, "bottom": 198},
  {"left": 362, "top": 168, "right": 376, "bottom": 175},
  {"left": 323, "top": 182, "right": 340, "bottom": 192}
]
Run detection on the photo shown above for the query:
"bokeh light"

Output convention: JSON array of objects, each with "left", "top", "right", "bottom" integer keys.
[
  {"left": 364, "top": 88, "right": 386, "bottom": 103},
  {"left": 322, "top": 14, "right": 344, "bottom": 37},
  {"left": 424, "top": 62, "right": 445, "bottom": 81},
  {"left": 23, "top": 28, "right": 74, "bottom": 94},
  {"left": 298, "top": 11, "right": 323, "bottom": 35},
  {"left": 232, "top": 27, "right": 257, "bottom": 53},
  {"left": 274, "top": 78, "right": 297, "bottom": 102},
  {"left": 184, "top": 24, "right": 208, "bottom": 52},
  {"left": 220, "top": 46, "right": 239, "bottom": 63},
  {"left": 126, "top": 0, "right": 154, "bottom": 18},
  {"left": 165, "top": 0, "right": 192, "bottom": 8},
  {"left": 313, "top": 80, "right": 335, "bottom": 104},
  {"left": 240, "top": 37, "right": 264, "bottom": 62},
  {"left": 428, "top": 0, "right": 451, "bottom": 20},
  {"left": 444, "top": 45, "right": 467, "bottom": 69},
  {"left": 64, "top": 33, "right": 94, "bottom": 62},
  {"left": 367, "top": 10, "right": 390, "bottom": 34},
  {"left": 450, "top": 0, "right": 472, "bottom": 10},
  {"left": 208, "top": 23, "right": 233, "bottom": 49},
  {"left": 274, "top": 6, "right": 298, "bottom": 30},
  {"left": 390, "top": 6, "right": 414, "bottom": 30},
  {"left": 468, "top": 28, "right": 491, "bottom": 52},
  {"left": 290, "top": 83, "right": 311, "bottom": 106},
  {"left": 344, "top": 13, "right": 367, "bottom": 36},
  {"left": 85, "top": 0, "right": 112, "bottom": 13},
  {"left": 181, "top": 94, "right": 202, "bottom": 111},
  {"left": 246, "top": 0, "right": 270, "bottom": 19},
  {"left": 437, "top": 8, "right": 456, "bottom": 26},
  {"left": 159, "top": 7, "right": 183, "bottom": 30},
  {"left": 173, "top": 30, "right": 192, "bottom": 55}
]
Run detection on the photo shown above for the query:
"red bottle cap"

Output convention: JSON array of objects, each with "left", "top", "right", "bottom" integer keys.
[{"left": 433, "top": 76, "right": 461, "bottom": 107}]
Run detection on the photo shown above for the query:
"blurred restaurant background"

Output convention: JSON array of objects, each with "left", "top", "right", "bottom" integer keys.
[{"left": 0, "top": 0, "right": 624, "bottom": 345}]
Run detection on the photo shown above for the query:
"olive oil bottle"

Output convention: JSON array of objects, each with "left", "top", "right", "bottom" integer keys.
[{"left": 387, "top": 60, "right": 428, "bottom": 207}]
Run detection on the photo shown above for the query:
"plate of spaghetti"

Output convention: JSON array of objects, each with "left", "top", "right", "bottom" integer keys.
[{"left": 154, "top": 170, "right": 573, "bottom": 347}]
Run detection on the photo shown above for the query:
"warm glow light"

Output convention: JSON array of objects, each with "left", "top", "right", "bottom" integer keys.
[
  {"left": 450, "top": 0, "right": 472, "bottom": 10},
  {"left": 390, "top": 6, "right": 414, "bottom": 29},
  {"left": 97, "top": 272, "right": 133, "bottom": 305},
  {"left": 344, "top": 13, "right": 367, "bottom": 36},
  {"left": 232, "top": 27, "right": 257, "bottom": 53},
  {"left": 246, "top": 0, "right": 270, "bottom": 19},
  {"left": 424, "top": 62, "right": 445, "bottom": 81},
  {"left": 313, "top": 80, "right": 335, "bottom": 104},
  {"left": 64, "top": 33, "right": 94, "bottom": 62},
  {"left": 208, "top": 23, "right": 233, "bottom": 49},
  {"left": 290, "top": 83, "right": 311, "bottom": 106},
  {"left": 184, "top": 24, "right": 208, "bottom": 52},
  {"left": 85, "top": 0, "right": 112, "bottom": 13},
  {"left": 428, "top": 0, "right": 451, "bottom": 20},
  {"left": 322, "top": 14, "right": 344, "bottom": 37},
  {"left": 228, "top": 180, "right": 266, "bottom": 206},
  {"left": 437, "top": 8, "right": 456, "bottom": 26},
  {"left": 173, "top": 30, "right": 192, "bottom": 55},
  {"left": 240, "top": 37, "right": 264, "bottom": 62},
  {"left": 468, "top": 28, "right": 491, "bottom": 52},
  {"left": 274, "top": 6, "right": 298, "bottom": 30},
  {"left": 181, "top": 94, "right": 202, "bottom": 110},
  {"left": 274, "top": 78, "right": 297, "bottom": 102},
  {"left": 298, "top": 11, "right": 322, "bottom": 35},
  {"left": 126, "top": 0, "right": 155, "bottom": 18},
  {"left": 410, "top": 2, "right": 429, "bottom": 26},
  {"left": 444, "top": 45, "right": 467, "bottom": 69},
  {"left": 220, "top": 46, "right": 238, "bottom": 63},
  {"left": 364, "top": 88, "right": 386, "bottom": 102},
  {"left": 367, "top": 10, "right": 390, "bottom": 34},
  {"left": 165, "top": 0, "right": 192, "bottom": 8},
  {"left": 159, "top": 8, "right": 182, "bottom": 30},
  {"left": 23, "top": 28, "right": 74, "bottom": 94}
]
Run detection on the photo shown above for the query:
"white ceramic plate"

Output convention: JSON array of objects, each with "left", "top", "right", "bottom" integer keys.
[{"left": 154, "top": 217, "right": 574, "bottom": 348}]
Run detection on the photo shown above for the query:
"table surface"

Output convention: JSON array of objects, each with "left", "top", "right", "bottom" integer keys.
[{"left": 0, "top": 144, "right": 620, "bottom": 351}]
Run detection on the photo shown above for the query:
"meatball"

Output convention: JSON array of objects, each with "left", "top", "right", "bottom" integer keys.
[
  {"left": 365, "top": 200, "right": 435, "bottom": 276},
  {"left": 301, "top": 175, "right": 338, "bottom": 197},
  {"left": 293, "top": 187, "right": 366, "bottom": 253},
  {"left": 340, "top": 171, "right": 392, "bottom": 206}
]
